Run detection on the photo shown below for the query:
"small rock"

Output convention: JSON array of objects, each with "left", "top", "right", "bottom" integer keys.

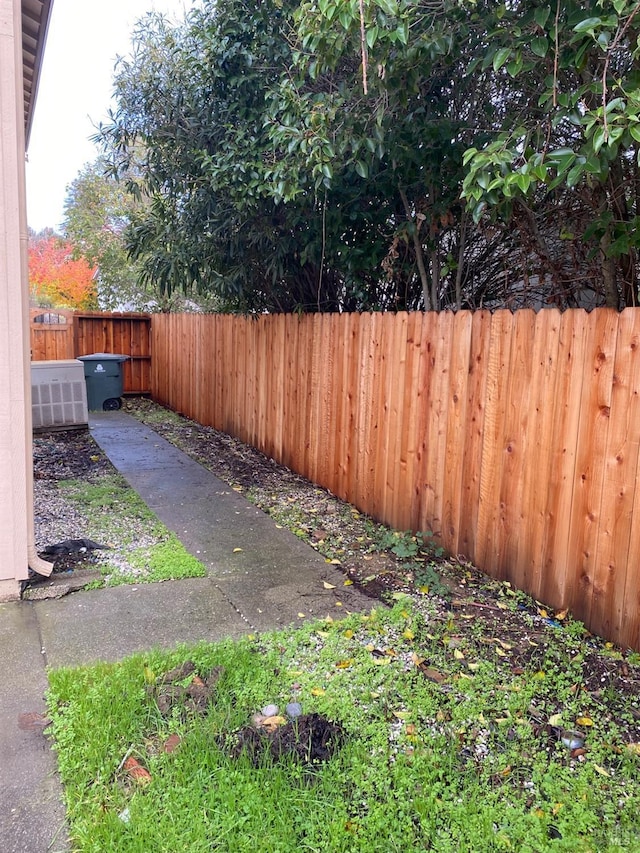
[
  {"left": 262, "top": 703, "right": 279, "bottom": 717},
  {"left": 286, "top": 702, "right": 303, "bottom": 718}
]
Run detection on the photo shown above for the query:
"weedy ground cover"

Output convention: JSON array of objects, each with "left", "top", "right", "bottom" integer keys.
[
  {"left": 58, "top": 475, "right": 205, "bottom": 586},
  {"left": 47, "top": 599, "right": 640, "bottom": 852}
]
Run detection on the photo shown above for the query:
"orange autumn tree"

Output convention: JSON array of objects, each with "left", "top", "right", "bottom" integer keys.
[{"left": 29, "top": 230, "right": 98, "bottom": 310}]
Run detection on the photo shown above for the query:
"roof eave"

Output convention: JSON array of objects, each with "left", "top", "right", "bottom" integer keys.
[{"left": 22, "top": 0, "right": 54, "bottom": 147}]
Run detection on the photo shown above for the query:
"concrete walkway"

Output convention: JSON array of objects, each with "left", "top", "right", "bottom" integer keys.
[{"left": 0, "top": 412, "right": 374, "bottom": 852}]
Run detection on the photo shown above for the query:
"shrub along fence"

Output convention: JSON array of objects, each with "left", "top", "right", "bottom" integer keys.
[{"left": 151, "top": 309, "right": 640, "bottom": 650}]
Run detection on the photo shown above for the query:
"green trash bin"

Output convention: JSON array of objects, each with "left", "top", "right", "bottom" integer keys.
[{"left": 78, "top": 353, "right": 129, "bottom": 411}]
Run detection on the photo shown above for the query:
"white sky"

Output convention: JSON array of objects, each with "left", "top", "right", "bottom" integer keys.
[{"left": 26, "top": 0, "right": 191, "bottom": 233}]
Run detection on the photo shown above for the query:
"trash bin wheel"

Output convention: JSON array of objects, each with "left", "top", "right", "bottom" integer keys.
[{"left": 103, "top": 398, "right": 122, "bottom": 411}]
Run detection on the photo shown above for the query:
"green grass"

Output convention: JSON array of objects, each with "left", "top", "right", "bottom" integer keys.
[
  {"left": 47, "top": 601, "right": 640, "bottom": 852},
  {"left": 60, "top": 475, "right": 206, "bottom": 586}
]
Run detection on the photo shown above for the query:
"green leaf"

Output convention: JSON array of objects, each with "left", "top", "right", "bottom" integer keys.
[
  {"left": 534, "top": 6, "right": 551, "bottom": 28},
  {"left": 338, "top": 7, "right": 352, "bottom": 28},
  {"left": 592, "top": 126, "right": 607, "bottom": 153},
  {"left": 629, "top": 124, "right": 640, "bottom": 143},
  {"left": 604, "top": 97, "right": 625, "bottom": 114},
  {"left": 531, "top": 37, "right": 548, "bottom": 58},
  {"left": 355, "top": 160, "right": 369, "bottom": 178},
  {"left": 493, "top": 47, "right": 511, "bottom": 71},
  {"left": 395, "top": 23, "right": 408, "bottom": 45},
  {"left": 366, "top": 26, "right": 379, "bottom": 49},
  {"left": 573, "top": 17, "right": 602, "bottom": 34},
  {"left": 566, "top": 163, "right": 584, "bottom": 187},
  {"left": 376, "top": 0, "right": 398, "bottom": 15}
]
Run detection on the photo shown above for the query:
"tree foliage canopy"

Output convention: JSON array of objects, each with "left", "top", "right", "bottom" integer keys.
[
  {"left": 28, "top": 230, "right": 98, "bottom": 310},
  {"left": 94, "top": 0, "right": 640, "bottom": 312}
]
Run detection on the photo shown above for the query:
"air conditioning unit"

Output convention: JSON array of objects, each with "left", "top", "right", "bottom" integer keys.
[{"left": 31, "top": 360, "right": 88, "bottom": 430}]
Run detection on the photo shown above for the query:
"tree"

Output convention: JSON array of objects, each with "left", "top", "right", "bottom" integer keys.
[
  {"left": 462, "top": 0, "right": 640, "bottom": 308},
  {"left": 28, "top": 230, "right": 98, "bottom": 310},
  {"left": 97, "top": 1, "right": 483, "bottom": 311},
  {"left": 96, "top": 0, "right": 640, "bottom": 312},
  {"left": 63, "top": 159, "right": 145, "bottom": 310},
  {"left": 63, "top": 158, "right": 219, "bottom": 312}
]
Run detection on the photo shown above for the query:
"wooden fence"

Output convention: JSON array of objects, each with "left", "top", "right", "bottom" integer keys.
[
  {"left": 151, "top": 309, "right": 640, "bottom": 650},
  {"left": 30, "top": 310, "right": 152, "bottom": 394}
]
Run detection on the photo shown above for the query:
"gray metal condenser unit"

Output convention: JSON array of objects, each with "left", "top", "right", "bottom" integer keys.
[{"left": 31, "top": 359, "right": 89, "bottom": 430}]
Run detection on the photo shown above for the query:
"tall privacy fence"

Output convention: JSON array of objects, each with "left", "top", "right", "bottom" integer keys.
[
  {"left": 151, "top": 309, "right": 640, "bottom": 651},
  {"left": 30, "top": 309, "right": 152, "bottom": 394}
]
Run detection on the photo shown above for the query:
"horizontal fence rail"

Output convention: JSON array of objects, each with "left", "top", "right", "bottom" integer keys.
[
  {"left": 30, "top": 311, "right": 152, "bottom": 394},
  {"left": 151, "top": 309, "right": 640, "bottom": 650}
]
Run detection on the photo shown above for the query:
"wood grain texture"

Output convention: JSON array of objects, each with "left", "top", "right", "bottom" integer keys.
[{"left": 148, "top": 309, "right": 640, "bottom": 649}]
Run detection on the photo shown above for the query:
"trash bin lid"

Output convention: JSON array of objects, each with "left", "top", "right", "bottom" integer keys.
[{"left": 77, "top": 353, "right": 129, "bottom": 362}]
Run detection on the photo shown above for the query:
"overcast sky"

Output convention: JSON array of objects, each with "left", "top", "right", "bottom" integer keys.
[{"left": 26, "top": 0, "right": 191, "bottom": 233}]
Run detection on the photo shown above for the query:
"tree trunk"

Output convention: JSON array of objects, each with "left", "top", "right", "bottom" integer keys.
[{"left": 399, "top": 187, "right": 432, "bottom": 311}]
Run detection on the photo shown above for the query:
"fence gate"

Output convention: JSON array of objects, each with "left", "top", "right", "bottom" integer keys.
[{"left": 30, "top": 310, "right": 152, "bottom": 395}]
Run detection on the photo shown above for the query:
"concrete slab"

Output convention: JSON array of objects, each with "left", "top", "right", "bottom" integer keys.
[
  {"left": 0, "top": 603, "right": 68, "bottom": 853},
  {"left": 36, "top": 578, "right": 250, "bottom": 669}
]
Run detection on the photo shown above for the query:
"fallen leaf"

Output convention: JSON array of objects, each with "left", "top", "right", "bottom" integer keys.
[
  {"left": 403, "top": 628, "right": 415, "bottom": 640},
  {"left": 343, "top": 579, "right": 353, "bottom": 586},
  {"left": 335, "top": 601, "right": 343, "bottom": 607},
  {"left": 454, "top": 649, "right": 465, "bottom": 660},
  {"left": 497, "top": 602, "right": 508, "bottom": 610},
  {"left": 373, "top": 656, "right": 392, "bottom": 665},
  {"left": 310, "top": 687, "right": 325, "bottom": 696},
  {"left": 418, "top": 665, "right": 446, "bottom": 684},
  {"left": 495, "top": 647, "right": 507, "bottom": 657},
  {"left": 17, "top": 711, "right": 52, "bottom": 732},
  {"left": 593, "top": 764, "right": 610, "bottom": 777},
  {"left": 123, "top": 757, "right": 152, "bottom": 786},
  {"left": 625, "top": 743, "right": 640, "bottom": 755},
  {"left": 538, "top": 608, "right": 548, "bottom": 618},
  {"left": 261, "top": 715, "right": 286, "bottom": 731},
  {"left": 329, "top": 559, "right": 341, "bottom": 565},
  {"left": 576, "top": 717, "right": 594, "bottom": 727},
  {"left": 343, "top": 629, "right": 354, "bottom": 639},
  {"left": 297, "top": 612, "right": 306, "bottom": 618},
  {"left": 233, "top": 547, "right": 243, "bottom": 553},
  {"left": 555, "top": 609, "right": 568, "bottom": 620},
  {"left": 323, "top": 581, "right": 336, "bottom": 589},
  {"left": 162, "top": 734, "right": 182, "bottom": 754},
  {"left": 335, "top": 659, "right": 354, "bottom": 669},
  {"left": 393, "top": 710, "right": 411, "bottom": 720},
  {"left": 548, "top": 713, "right": 563, "bottom": 727}
]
